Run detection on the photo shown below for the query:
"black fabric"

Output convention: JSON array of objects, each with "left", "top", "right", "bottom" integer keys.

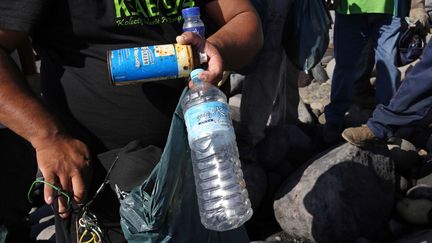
[
  {"left": 0, "top": 129, "right": 37, "bottom": 243},
  {"left": 0, "top": 0, "right": 44, "bottom": 32},
  {"left": 0, "top": 0, "right": 209, "bottom": 150},
  {"left": 98, "top": 140, "right": 161, "bottom": 192}
]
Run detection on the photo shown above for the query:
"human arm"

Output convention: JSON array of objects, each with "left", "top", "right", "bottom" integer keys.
[
  {"left": 177, "top": 0, "right": 263, "bottom": 84},
  {"left": 0, "top": 29, "right": 90, "bottom": 218}
]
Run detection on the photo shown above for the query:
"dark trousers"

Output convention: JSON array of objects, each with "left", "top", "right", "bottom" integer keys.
[
  {"left": 0, "top": 129, "right": 37, "bottom": 243},
  {"left": 367, "top": 41, "right": 432, "bottom": 139},
  {"left": 325, "top": 13, "right": 401, "bottom": 126}
]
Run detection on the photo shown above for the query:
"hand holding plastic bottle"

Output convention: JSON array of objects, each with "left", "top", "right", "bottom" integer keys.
[{"left": 176, "top": 32, "right": 223, "bottom": 86}]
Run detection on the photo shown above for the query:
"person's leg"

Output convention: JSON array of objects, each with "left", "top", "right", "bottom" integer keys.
[
  {"left": 323, "top": 13, "right": 371, "bottom": 143},
  {"left": 324, "top": 13, "right": 371, "bottom": 126},
  {"left": 368, "top": 41, "right": 432, "bottom": 139},
  {"left": 371, "top": 14, "right": 401, "bottom": 106},
  {"left": 343, "top": 41, "right": 432, "bottom": 145}
]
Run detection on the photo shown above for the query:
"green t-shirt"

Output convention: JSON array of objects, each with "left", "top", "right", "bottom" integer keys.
[{"left": 337, "top": 0, "right": 398, "bottom": 15}]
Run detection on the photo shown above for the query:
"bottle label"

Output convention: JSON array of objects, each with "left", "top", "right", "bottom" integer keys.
[
  {"left": 184, "top": 101, "right": 232, "bottom": 140},
  {"left": 183, "top": 26, "right": 205, "bottom": 38}
]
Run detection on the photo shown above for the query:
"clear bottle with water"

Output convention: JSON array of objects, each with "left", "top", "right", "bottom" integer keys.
[
  {"left": 182, "top": 68, "right": 253, "bottom": 231},
  {"left": 182, "top": 7, "right": 205, "bottom": 38},
  {"left": 182, "top": 7, "right": 207, "bottom": 64}
]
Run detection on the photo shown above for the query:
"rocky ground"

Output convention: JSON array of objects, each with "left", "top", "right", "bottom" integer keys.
[{"left": 224, "top": 28, "right": 432, "bottom": 243}]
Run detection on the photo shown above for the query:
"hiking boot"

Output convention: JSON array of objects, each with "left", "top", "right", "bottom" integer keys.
[{"left": 342, "top": 126, "right": 379, "bottom": 147}]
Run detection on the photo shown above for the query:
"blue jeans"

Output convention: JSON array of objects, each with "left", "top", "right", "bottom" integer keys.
[
  {"left": 368, "top": 40, "right": 432, "bottom": 139},
  {"left": 324, "top": 13, "right": 401, "bottom": 126}
]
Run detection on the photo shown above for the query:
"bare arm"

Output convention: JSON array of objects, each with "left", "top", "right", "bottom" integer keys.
[
  {"left": 177, "top": 0, "right": 263, "bottom": 84},
  {"left": 204, "top": 0, "right": 264, "bottom": 70},
  {"left": 0, "top": 28, "right": 90, "bottom": 218}
]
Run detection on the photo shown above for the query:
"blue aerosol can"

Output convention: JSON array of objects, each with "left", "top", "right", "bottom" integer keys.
[{"left": 107, "top": 44, "right": 199, "bottom": 85}]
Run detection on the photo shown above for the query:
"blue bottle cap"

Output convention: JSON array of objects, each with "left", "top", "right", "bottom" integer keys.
[
  {"left": 182, "top": 7, "right": 201, "bottom": 18},
  {"left": 190, "top": 68, "right": 205, "bottom": 80}
]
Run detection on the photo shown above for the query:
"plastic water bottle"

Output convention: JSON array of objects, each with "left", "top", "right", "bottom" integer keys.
[
  {"left": 182, "top": 68, "right": 253, "bottom": 231},
  {"left": 182, "top": 7, "right": 207, "bottom": 64},
  {"left": 182, "top": 7, "right": 205, "bottom": 38}
]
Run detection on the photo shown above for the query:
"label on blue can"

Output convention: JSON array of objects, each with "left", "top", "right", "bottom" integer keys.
[
  {"left": 108, "top": 44, "right": 193, "bottom": 85},
  {"left": 184, "top": 101, "right": 233, "bottom": 140}
]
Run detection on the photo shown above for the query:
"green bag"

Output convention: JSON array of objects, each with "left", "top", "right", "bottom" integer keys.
[{"left": 119, "top": 88, "right": 249, "bottom": 243}]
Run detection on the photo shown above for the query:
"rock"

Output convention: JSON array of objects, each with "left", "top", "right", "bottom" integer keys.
[
  {"left": 311, "top": 64, "right": 329, "bottom": 83},
  {"left": 321, "top": 55, "right": 334, "bottom": 67},
  {"left": 310, "top": 102, "right": 324, "bottom": 113},
  {"left": 410, "top": 155, "right": 432, "bottom": 180},
  {"left": 388, "top": 217, "right": 405, "bottom": 238},
  {"left": 246, "top": 172, "right": 284, "bottom": 241},
  {"left": 318, "top": 113, "right": 326, "bottom": 125},
  {"left": 36, "top": 225, "right": 55, "bottom": 241},
  {"left": 298, "top": 82, "right": 330, "bottom": 107},
  {"left": 396, "top": 198, "right": 432, "bottom": 225},
  {"left": 393, "top": 230, "right": 432, "bottom": 243},
  {"left": 229, "top": 93, "right": 241, "bottom": 122},
  {"left": 298, "top": 100, "right": 314, "bottom": 124},
  {"left": 242, "top": 162, "right": 268, "bottom": 210},
  {"left": 298, "top": 71, "right": 313, "bottom": 88},
  {"left": 407, "top": 184, "right": 432, "bottom": 201},
  {"left": 265, "top": 231, "right": 308, "bottom": 243},
  {"left": 325, "top": 58, "right": 335, "bottom": 81},
  {"left": 274, "top": 143, "right": 396, "bottom": 242},
  {"left": 417, "top": 171, "right": 432, "bottom": 186},
  {"left": 386, "top": 138, "right": 419, "bottom": 174}
]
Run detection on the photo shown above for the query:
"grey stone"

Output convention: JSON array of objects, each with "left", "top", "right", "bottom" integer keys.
[
  {"left": 242, "top": 162, "right": 268, "bottom": 210},
  {"left": 407, "top": 184, "right": 432, "bottom": 201},
  {"left": 265, "top": 231, "right": 311, "bottom": 243},
  {"left": 417, "top": 172, "right": 432, "bottom": 186},
  {"left": 274, "top": 143, "right": 396, "bottom": 242},
  {"left": 310, "top": 64, "right": 329, "bottom": 83},
  {"left": 393, "top": 230, "right": 432, "bottom": 243},
  {"left": 325, "top": 58, "right": 335, "bottom": 81},
  {"left": 298, "top": 100, "right": 314, "bottom": 124},
  {"left": 229, "top": 93, "right": 241, "bottom": 122},
  {"left": 386, "top": 138, "right": 419, "bottom": 174}
]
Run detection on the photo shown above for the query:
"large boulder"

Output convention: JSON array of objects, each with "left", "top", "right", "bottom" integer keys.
[{"left": 274, "top": 143, "right": 396, "bottom": 243}]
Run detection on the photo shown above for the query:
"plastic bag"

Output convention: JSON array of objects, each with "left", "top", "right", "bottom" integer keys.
[
  {"left": 283, "top": 0, "right": 332, "bottom": 72},
  {"left": 119, "top": 88, "right": 249, "bottom": 243},
  {"left": 397, "top": 17, "right": 426, "bottom": 66}
]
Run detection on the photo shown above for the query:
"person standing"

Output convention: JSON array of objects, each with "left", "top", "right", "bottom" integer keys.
[{"left": 323, "top": 0, "right": 405, "bottom": 143}]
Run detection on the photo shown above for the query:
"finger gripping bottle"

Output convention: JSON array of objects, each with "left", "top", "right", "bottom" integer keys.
[{"left": 182, "top": 68, "right": 253, "bottom": 231}]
